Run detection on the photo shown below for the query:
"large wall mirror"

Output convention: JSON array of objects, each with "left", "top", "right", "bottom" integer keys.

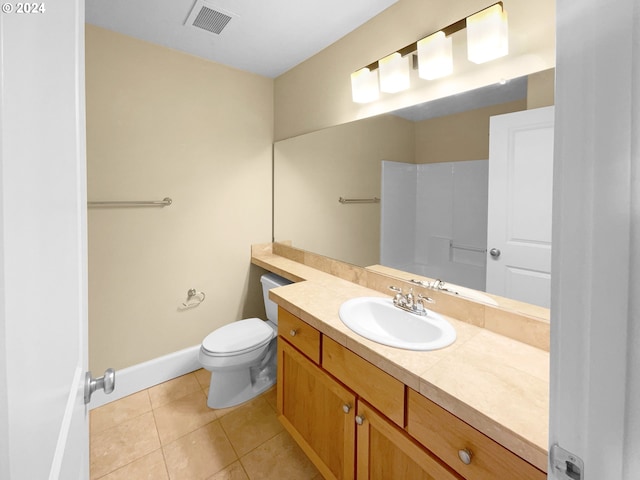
[{"left": 274, "top": 69, "right": 554, "bottom": 317}]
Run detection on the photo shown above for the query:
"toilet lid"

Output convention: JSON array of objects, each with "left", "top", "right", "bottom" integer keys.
[{"left": 202, "top": 318, "right": 274, "bottom": 356}]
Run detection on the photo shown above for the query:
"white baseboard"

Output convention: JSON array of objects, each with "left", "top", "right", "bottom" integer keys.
[{"left": 89, "top": 345, "right": 202, "bottom": 409}]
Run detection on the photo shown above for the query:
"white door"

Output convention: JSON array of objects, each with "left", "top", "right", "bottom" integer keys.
[
  {"left": 486, "top": 106, "right": 554, "bottom": 307},
  {"left": 0, "top": 1, "right": 90, "bottom": 479}
]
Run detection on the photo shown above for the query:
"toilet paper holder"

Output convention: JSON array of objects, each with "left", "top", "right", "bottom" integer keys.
[{"left": 182, "top": 288, "right": 205, "bottom": 308}]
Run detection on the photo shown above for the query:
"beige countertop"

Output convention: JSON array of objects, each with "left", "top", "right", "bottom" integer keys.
[{"left": 252, "top": 247, "right": 549, "bottom": 472}]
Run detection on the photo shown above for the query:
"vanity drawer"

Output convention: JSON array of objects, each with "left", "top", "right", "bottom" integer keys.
[
  {"left": 407, "top": 389, "right": 546, "bottom": 480},
  {"left": 322, "top": 336, "right": 405, "bottom": 427},
  {"left": 278, "top": 307, "right": 321, "bottom": 364}
]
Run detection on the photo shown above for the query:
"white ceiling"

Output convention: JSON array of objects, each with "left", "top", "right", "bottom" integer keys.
[{"left": 85, "top": 0, "right": 398, "bottom": 78}]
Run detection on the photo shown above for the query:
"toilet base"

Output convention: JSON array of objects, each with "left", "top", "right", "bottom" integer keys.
[
  {"left": 206, "top": 368, "right": 275, "bottom": 409},
  {"left": 205, "top": 340, "right": 277, "bottom": 409}
]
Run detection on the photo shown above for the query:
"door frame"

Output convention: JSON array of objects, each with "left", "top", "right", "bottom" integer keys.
[{"left": 550, "top": 0, "right": 639, "bottom": 478}]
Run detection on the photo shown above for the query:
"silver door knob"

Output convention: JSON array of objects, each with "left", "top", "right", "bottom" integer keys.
[
  {"left": 355, "top": 415, "right": 365, "bottom": 426},
  {"left": 84, "top": 368, "right": 116, "bottom": 404},
  {"left": 489, "top": 248, "right": 501, "bottom": 258},
  {"left": 342, "top": 404, "right": 351, "bottom": 414},
  {"left": 458, "top": 448, "right": 473, "bottom": 465}
]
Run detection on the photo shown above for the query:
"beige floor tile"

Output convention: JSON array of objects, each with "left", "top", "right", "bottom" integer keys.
[
  {"left": 262, "top": 387, "right": 277, "bottom": 412},
  {"left": 148, "top": 372, "right": 201, "bottom": 409},
  {"left": 206, "top": 461, "right": 249, "bottom": 480},
  {"left": 90, "top": 390, "right": 152, "bottom": 435},
  {"left": 98, "top": 449, "right": 168, "bottom": 480},
  {"left": 154, "top": 389, "right": 218, "bottom": 445},
  {"left": 90, "top": 411, "right": 160, "bottom": 479},
  {"left": 163, "top": 421, "right": 238, "bottom": 480},
  {"left": 240, "top": 431, "right": 320, "bottom": 480},
  {"left": 208, "top": 399, "right": 245, "bottom": 419},
  {"left": 219, "top": 397, "right": 283, "bottom": 457},
  {"left": 194, "top": 368, "right": 211, "bottom": 389}
]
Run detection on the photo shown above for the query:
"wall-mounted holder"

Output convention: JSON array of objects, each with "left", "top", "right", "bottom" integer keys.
[{"left": 181, "top": 288, "right": 205, "bottom": 309}]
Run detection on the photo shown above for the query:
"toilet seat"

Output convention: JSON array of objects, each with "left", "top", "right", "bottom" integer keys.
[{"left": 201, "top": 318, "right": 274, "bottom": 357}]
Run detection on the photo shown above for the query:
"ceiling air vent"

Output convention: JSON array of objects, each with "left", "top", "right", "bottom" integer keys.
[{"left": 184, "top": 1, "right": 237, "bottom": 35}]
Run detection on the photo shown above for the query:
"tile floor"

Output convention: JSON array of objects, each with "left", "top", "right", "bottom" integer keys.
[{"left": 90, "top": 369, "right": 322, "bottom": 480}]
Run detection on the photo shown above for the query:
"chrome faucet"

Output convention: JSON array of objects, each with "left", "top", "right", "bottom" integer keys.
[
  {"left": 389, "top": 286, "right": 433, "bottom": 315},
  {"left": 410, "top": 278, "right": 458, "bottom": 294}
]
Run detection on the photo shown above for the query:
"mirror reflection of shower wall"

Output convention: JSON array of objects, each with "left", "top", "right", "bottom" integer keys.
[{"left": 381, "top": 160, "right": 488, "bottom": 291}]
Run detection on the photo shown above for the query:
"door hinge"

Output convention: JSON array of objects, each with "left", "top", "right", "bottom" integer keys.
[{"left": 551, "top": 444, "right": 584, "bottom": 480}]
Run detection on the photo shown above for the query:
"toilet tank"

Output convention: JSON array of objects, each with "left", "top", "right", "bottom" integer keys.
[{"left": 260, "top": 273, "right": 293, "bottom": 324}]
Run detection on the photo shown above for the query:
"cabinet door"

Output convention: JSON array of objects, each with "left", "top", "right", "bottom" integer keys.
[
  {"left": 356, "top": 401, "right": 462, "bottom": 480},
  {"left": 278, "top": 339, "right": 356, "bottom": 480}
]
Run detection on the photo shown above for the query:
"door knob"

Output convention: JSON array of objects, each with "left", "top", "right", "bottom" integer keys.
[
  {"left": 355, "top": 415, "right": 365, "bottom": 426},
  {"left": 84, "top": 368, "right": 116, "bottom": 404},
  {"left": 489, "top": 248, "right": 501, "bottom": 258}
]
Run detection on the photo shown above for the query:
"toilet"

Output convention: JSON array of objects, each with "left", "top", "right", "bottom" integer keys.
[{"left": 198, "top": 273, "right": 292, "bottom": 408}]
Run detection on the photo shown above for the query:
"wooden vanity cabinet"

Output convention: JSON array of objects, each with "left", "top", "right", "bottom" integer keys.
[
  {"left": 277, "top": 307, "right": 545, "bottom": 480},
  {"left": 355, "top": 401, "right": 462, "bottom": 480},
  {"left": 277, "top": 307, "right": 321, "bottom": 363},
  {"left": 277, "top": 334, "right": 356, "bottom": 480},
  {"left": 322, "top": 336, "right": 404, "bottom": 427},
  {"left": 407, "top": 389, "right": 546, "bottom": 480}
]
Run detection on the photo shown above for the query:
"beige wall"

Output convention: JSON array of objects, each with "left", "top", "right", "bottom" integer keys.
[
  {"left": 86, "top": 26, "right": 273, "bottom": 373},
  {"left": 274, "top": 0, "right": 555, "bottom": 140},
  {"left": 527, "top": 69, "right": 555, "bottom": 109},
  {"left": 274, "top": 115, "right": 414, "bottom": 266},
  {"left": 414, "top": 99, "right": 527, "bottom": 164}
]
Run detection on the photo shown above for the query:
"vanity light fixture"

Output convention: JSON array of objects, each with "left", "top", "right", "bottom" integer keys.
[
  {"left": 351, "top": 67, "right": 380, "bottom": 103},
  {"left": 379, "top": 52, "right": 411, "bottom": 93},
  {"left": 466, "top": 3, "right": 509, "bottom": 64},
  {"left": 350, "top": 2, "right": 508, "bottom": 103},
  {"left": 417, "top": 31, "right": 453, "bottom": 80}
]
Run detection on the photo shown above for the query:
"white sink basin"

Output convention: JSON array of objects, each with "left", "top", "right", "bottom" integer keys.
[{"left": 338, "top": 297, "right": 456, "bottom": 351}]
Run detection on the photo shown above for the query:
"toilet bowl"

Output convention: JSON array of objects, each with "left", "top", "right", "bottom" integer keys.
[{"left": 198, "top": 273, "right": 291, "bottom": 408}]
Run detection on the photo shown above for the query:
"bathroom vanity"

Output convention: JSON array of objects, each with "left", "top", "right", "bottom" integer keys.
[{"left": 252, "top": 243, "right": 549, "bottom": 480}]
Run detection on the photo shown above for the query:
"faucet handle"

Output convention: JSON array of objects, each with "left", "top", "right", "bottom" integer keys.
[
  {"left": 389, "top": 286, "right": 405, "bottom": 306},
  {"left": 416, "top": 293, "right": 435, "bottom": 306}
]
